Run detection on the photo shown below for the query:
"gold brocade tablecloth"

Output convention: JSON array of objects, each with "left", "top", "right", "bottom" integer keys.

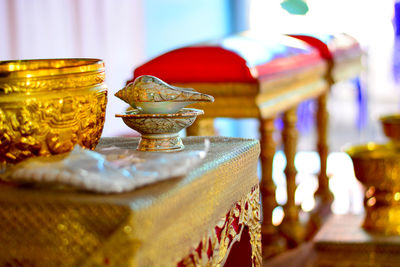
[{"left": 0, "top": 136, "right": 260, "bottom": 267}]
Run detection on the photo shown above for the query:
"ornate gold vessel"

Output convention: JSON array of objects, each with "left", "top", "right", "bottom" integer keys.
[
  {"left": 347, "top": 143, "right": 400, "bottom": 234},
  {"left": 0, "top": 59, "right": 107, "bottom": 164},
  {"left": 116, "top": 108, "right": 203, "bottom": 152},
  {"left": 115, "top": 75, "right": 213, "bottom": 152}
]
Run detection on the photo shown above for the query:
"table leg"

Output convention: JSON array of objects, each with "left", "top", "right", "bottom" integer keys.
[
  {"left": 305, "top": 92, "right": 334, "bottom": 240},
  {"left": 314, "top": 92, "right": 334, "bottom": 202},
  {"left": 186, "top": 118, "right": 215, "bottom": 136},
  {"left": 259, "top": 117, "right": 285, "bottom": 258},
  {"left": 279, "top": 107, "right": 305, "bottom": 248}
]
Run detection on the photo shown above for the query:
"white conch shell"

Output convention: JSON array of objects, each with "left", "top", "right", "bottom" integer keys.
[{"left": 115, "top": 75, "right": 214, "bottom": 114}]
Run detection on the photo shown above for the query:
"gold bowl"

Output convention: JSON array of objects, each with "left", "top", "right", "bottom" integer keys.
[
  {"left": 346, "top": 143, "right": 400, "bottom": 234},
  {"left": 116, "top": 108, "right": 203, "bottom": 152},
  {"left": 0, "top": 59, "right": 107, "bottom": 164},
  {"left": 381, "top": 114, "right": 400, "bottom": 145}
]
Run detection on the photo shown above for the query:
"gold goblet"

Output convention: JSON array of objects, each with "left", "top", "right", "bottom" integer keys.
[
  {"left": 0, "top": 59, "right": 107, "bottom": 165},
  {"left": 347, "top": 143, "right": 400, "bottom": 234}
]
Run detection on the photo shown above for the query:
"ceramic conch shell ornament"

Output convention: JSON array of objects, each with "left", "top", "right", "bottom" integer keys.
[{"left": 115, "top": 75, "right": 214, "bottom": 114}]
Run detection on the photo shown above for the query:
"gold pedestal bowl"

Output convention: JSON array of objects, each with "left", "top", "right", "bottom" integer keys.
[
  {"left": 0, "top": 59, "right": 107, "bottom": 165},
  {"left": 116, "top": 108, "right": 203, "bottom": 152},
  {"left": 347, "top": 143, "right": 400, "bottom": 234}
]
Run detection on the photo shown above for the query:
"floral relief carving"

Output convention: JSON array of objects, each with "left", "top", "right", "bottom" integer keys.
[
  {"left": 179, "top": 186, "right": 262, "bottom": 267},
  {"left": 0, "top": 90, "right": 107, "bottom": 164}
]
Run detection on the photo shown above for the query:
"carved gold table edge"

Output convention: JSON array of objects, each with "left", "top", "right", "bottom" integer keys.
[{"left": 179, "top": 186, "right": 262, "bottom": 267}]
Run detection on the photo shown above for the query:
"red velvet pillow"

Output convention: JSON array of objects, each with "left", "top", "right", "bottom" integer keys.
[{"left": 131, "top": 34, "right": 323, "bottom": 84}]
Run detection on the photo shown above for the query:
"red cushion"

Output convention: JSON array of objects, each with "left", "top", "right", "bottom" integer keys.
[
  {"left": 288, "top": 34, "right": 333, "bottom": 60},
  {"left": 133, "top": 46, "right": 256, "bottom": 84},
  {"left": 131, "top": 33, "right": 324, "bottom": 84},
  {"left": 289, "top": 33, "right": 362, "bottom": 61}
]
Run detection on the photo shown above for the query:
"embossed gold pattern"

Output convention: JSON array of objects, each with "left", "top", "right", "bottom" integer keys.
[
  {"left": 0, "top": 136, "right": 261, "bottom": 266},
  {"left": 117, "top": 108, "right": 202, "bottom": 134},
  {"left": 0, "top": 72, "right": 105, "bottom": 94},
  {"left": 0, "top": 59, "right": 107, "bottom": 164},
  {"left": 0, "top": 59, "right": 105, "bottom": 93},
  {"left": 179, "top": 186, "right": 262, "bottom": 267},
  {"left": 116, "top": 75, "right": 213, "bottom": 109},
  {"left": 116, "top": 108, "right": 203, "bottom": 152}
]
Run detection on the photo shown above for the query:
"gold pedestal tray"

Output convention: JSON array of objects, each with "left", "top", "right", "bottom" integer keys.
[{"left": 116, "top": 108, "right": 204, "bottom": 152}]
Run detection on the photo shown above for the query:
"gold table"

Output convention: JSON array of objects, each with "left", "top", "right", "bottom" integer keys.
[
  {"left": 130, "top": 32, "right": 363, "bottom": 254},
  {"left": 0, "top": 137, "right": 261, "bottom": 267}
]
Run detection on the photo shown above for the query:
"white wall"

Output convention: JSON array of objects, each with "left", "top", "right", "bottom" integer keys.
[{"left": 0, "top": 0, "right": 146, "bottom": 136}]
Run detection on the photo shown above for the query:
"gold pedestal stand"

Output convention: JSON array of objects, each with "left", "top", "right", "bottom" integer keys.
[{"left": 116, "top": 108, "right": 203, "bottom": 152}]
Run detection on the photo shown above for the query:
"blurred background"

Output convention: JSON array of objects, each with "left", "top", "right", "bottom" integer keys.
[
  {"left": 0, "top": 0, "right": 247, "bottom": 137},
  {"left": 1, "top": 0, "right": 399, "bottom": 217}
]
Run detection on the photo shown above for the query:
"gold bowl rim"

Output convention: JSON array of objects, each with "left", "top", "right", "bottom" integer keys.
[
  {"left": 115, "top": 108, "right": 204, "bottom": 118},
  {"left": 0, "top": 58, "right": 104, "bottom": 79},
  {"left": 345, "top": 142, "right": 400, "bottom": 159},
  {"left": 380, "top": 114, "right": 400, "bottom": 124}
]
